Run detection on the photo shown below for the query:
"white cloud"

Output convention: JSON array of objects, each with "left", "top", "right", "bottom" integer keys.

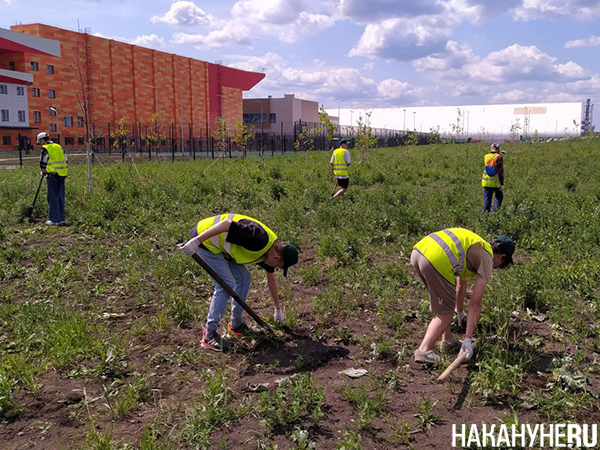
[
  {"left": 172, "top": 21, "right": 252, "bottom": 48},
  {"left": 513, "top": 0, "right": 600, "bottom": 21},
  {"left": 338, "top": 0, "right": 443, "bottom": 23},
  {"left": 445, "top": 0, "right": 520, "bottom": 25},
  {"left": 489, "top": 89, "right": 531, "bottom": 103},
  {"left": 413, "top": 40, "right": 478, "bottom": 72},
  {"left": 565, "top": 35, "right": 600, "bottom": 48},
  {"left": 169, "top": 0, "right": 334, "bottom": 49},
  {"left": 151, "top": 1, "right": 212, "bottom": 26},
  {"left": 377, "top": 79, "right": 415, "bottom": 98},
  {"left": 230, "top": 52, "right": 419, "bottom": 105},
  {"left": 349, "top": 16, "right": 451, "bottom": 60},
  {"left": 131, "top": 34, "right": 165, "bottom": 49}
]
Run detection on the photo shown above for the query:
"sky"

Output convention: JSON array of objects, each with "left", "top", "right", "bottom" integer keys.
[{"left": 3, "top": 0, "right": 600, "bottom": 127}]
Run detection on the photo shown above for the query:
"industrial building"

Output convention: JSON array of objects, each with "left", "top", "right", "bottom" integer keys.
[
  {"left": 0, "top": 24, "right": 265, "bottom": 152},
  {"left": 328, "top": 101, "right": 594, "bottom": 142}
]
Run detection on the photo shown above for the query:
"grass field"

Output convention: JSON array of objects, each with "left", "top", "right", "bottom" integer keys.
[{"left": 1, "top": 139, "right": 600, "bottom": 449}]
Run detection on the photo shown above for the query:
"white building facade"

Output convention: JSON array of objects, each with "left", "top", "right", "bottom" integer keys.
[{"left": 328, "top": 102, "right": 586, "bottom": 141}]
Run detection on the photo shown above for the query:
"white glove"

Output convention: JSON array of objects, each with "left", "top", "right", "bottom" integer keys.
[
  {"left": 461, "top": 338, "right": 473, "bottom": 361},
  {"left": 456, "top": 310, "right": 466, "bottom": 327},
  {"left": 179, "top": 237, "right": 200, "bottom": 256},
  {"left": 274, "top": 309, "right": 284, "bottom": 325},
  {"left": 500, "top": 185, "right": 505, "bottom": 191}
]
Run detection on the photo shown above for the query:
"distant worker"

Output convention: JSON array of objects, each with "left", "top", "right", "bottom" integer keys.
[
  {"left": 411, "top": 228, "right": 515, "bottom": 364},
  {"left": 330, "top": 139, "right": 351, "bottom": 199},
  {"left": 179, "top": 214, "right": 299, "bottom": 352},
  {"left": 482, "top": 143, "right": 505, "bottom": 212},
  {"left": 37, "top": 132, "right": 68, "bottom": 225}
]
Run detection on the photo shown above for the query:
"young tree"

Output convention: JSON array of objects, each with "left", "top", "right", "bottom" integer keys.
[
  {"left": 318, "top": 105, "right": 338, "bottom": 141},
  {"left": 294, "top": 124, "right": 314, "bottom": 153},
  {"left": 67, "top": 25, "right": 105, "bottom": 193},
  {"left": 212, "top": 116, "right": 230, "bottom": 158},
  {"left": 144, "top": 112, "right": 167, "bottom": 157},
  {"left": 110, "top": 117, "right": 129, "bottom": 155},
  {"left": 509, "top": 119, "right": 522, "bottom": 142},
  {"left": 428, "top": 126, "right": 440, "bottom": 144},
  {"left": 231, "top": 121, "right": 253, "bottom": 156},
  {"left": 449, "top": 108, "right": 463, "bottom": 142},
  {"left": 355, "top": 111, "right": 378, "bottom": 162}
]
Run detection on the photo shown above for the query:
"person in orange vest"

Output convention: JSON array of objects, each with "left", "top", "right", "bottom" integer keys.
[
  {"left": 37, "top": 132, "right": 68, "bottom": 225},
  {"left": 482, "top": 143, "right": 505, "bottom": 212},
  {"left": 411, "top": 228, "right": 515, "bottom": 364},
  {"left": 330, "top": 139, "right": 351, "bottom": 199},
  {"left": 180, "top": 214, "right": 298, "bottom": 352}
]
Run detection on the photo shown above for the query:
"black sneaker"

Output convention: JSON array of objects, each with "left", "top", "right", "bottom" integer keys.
[
  {"left": 201, "top": 330, "right": 231, "bottom": 352},
  {"left": 228, "top": 322, "right": 250, "bottom": 337}
]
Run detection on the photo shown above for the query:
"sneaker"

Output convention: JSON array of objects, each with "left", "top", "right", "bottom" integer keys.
[
  {"left": 45, "top": 220, "right": 58, "bottom": 226},
  {"left": 201, "top": 330, "right": 231, "bottom": 352},
  {"left": 228, "top": 322, "right": 250, "bottom": 337},
  {"left": 414, "top": 349, "right": 439, "bottom": 364},
  {"left": 442, "top": 338, "right": 462, "bottom": 353}
]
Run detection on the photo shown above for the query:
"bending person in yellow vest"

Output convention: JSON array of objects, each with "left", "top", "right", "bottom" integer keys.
[
  {"left": 411, "top": 228, "right": 515, "bottom": 364},
  {"left": 37, "top": 131, "right": 68, "bottom": 225},
  {"left": 180, "top": 214, "right": 299, "bottom": 352},
  {"left": 330, "top": 139, "right": 351, "bottom": 199}
]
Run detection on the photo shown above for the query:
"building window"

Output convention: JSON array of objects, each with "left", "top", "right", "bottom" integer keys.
[
  {"left": 49, "top": 108, "right": 57, "bottom": 116},
  {"left": 65, "top": 137, "right": 74, "bottom": 145},
  {"left": 1, "top": 110, "right": 9, "bottom": 122},
  {"left": 31, "top": 61, "right": 38, "bottom": 71},
  {"left": 270, "top": 113, "right": 276, "bottom": 123},
  {"left": 32, "top": 88, "right": 40, "bottom": 97},
  {"left": 34, "top": 111, "right": 41, "bottom": 123},
  {"left": 17, "top": 86, "right": 25, "bottom": 96},
  {"left": 48, "top": 89, "right": 56, "bottom": 99},
  {"left": 50, "top": 123, "right": 57, "bottom": 132},
  {"left": 243, "top": 112, "right": 266, "bottom": 123},
  {"left": 2, "top": 136, "right": 10, "bottom": 145},
  {"left": 77, "top": 117, "right": 84, "bottom": 127},
  {"left": 0, "top": 85, "right": 7, "bottom": 94},
  {"left": 78, "top": 137, "right": 84, "bottom": 145},
  {"left": 46, "top": 65, "right": 54, "bottom": 74},
  {"left": 18, "top": 110, "right": 26, "bottom": 122},
  {"left": 9, "top": 61, "right": 15, "bottom": 70},
  {"left": 63, "top": 116, "right": 73, "bottom": 127}
]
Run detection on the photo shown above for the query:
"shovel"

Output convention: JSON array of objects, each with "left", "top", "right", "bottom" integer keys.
[
  {"left": 191, "top": 253, "right": 275, "bottom": 335},
  {"left": 21, "top": 173, "right": 44, "bottom": 221}
]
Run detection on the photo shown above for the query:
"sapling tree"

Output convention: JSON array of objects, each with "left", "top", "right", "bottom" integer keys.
[
  {"left": 67, "top": 25, "right": 106, "bottom": 193},
  {"left": 449, "top": 108, "right": 463, "bottom": 142},
  {"left": 428, "top": 126, "right": 440, "bottom": 144},
  {"left": 212, "top": 116, "right": 230, "bottom": 158},
  {"left": 231, "top": 121, "right": 252, "bottom": 156},
  {"left": 509, "top": 119, "right": 522, "bottom": 142},
  {"left": 318, "top": 105, "right": 338, "bottom": 141},
  {"left": 355, "top": 111, "right": 377, "bottom": 162}
]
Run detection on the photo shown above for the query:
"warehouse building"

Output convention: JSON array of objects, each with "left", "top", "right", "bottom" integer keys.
[{"left": 0, "top": 24, "right": 264, "bottom": 152}]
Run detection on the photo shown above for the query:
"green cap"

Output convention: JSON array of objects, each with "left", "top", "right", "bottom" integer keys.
[
  {"left": 493, "top": 236, "right": 515, "bottom": 265},
  {"left": 282, "top": 243, "right": 299, "bottom": 277},
  {"left": 339, "top": 139, "right": 349, "bottom": 145}
]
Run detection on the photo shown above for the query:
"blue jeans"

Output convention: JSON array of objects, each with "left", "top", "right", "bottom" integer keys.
[
  {"left": 483, "top": 187, "right": 503, "bottom": 212},
  {"left": 198, "top": 248, "right": 252, "bottom": 333},
  {"left": 47, "top": 175, "right": 66, "bottom": 223}
]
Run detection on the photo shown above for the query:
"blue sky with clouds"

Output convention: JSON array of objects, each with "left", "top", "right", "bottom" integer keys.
[{"left": 3, "top": 0, "right": 600, "bottom": 120}]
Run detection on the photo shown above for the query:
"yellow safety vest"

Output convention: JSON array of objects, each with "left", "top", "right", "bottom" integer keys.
[
  {"left": 481, "top": 152, "right": 500, "bottom": 188},
  {"left": 44, "top": 143, "right": 68, "bottom": 177},
  {"left": 332, "top": 148, "right": 349, "bottom": 177},
  {"left": 196, "top": 213, "right": 277, "bottom": 264},
  {"left": 414, "top": 228, "right": 493, "bottom": 285}
]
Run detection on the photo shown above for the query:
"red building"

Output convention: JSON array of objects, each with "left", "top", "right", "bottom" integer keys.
[{"left": 0, "top": 24, "right": 264, "bottom": 151}]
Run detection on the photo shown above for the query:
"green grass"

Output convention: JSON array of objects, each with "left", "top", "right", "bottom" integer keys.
[{"left": 2, "top": 138, "right": 600, "bottom": 446}]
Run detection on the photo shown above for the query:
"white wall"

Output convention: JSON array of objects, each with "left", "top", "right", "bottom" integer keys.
[{"left": 327, "top": 102, "right": 583, "bottom": 140}]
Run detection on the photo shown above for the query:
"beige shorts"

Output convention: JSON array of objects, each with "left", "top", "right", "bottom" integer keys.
[{"left": 411, "top": 249, "right": 456, "bottom": 314}]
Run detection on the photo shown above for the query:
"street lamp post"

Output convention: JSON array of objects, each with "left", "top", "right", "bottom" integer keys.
[
  {"left": 413, "top": 111, "right": 416, "bottom": 131},
  {"left": 253, "top": 100, "right": 264, "bottom": 154},
  {"left": 333, "top": 98, "right": 344, "bottom": 136},
  {"left": 403, "top": 109, "right": 406, "bottom": 132},
  {"left": 178, "top": 69, "right": 192, "bottom": 154},
  {"left": 49, "top": 107, "right": 59, "bottom": 144}
]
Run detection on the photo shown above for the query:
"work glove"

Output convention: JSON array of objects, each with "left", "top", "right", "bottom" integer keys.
[
  {"left": 179, "top": 237, "right": 200, "bottom": 256},
  {"left": 274, "top": 309, "right": 284, "bottom": 325},
  {"left": 461, "top": 338, "right": 473, "bottom": 361},
  {"left": 500, "top": 185, "right": 505, "bottom": 191},
  {"left": 455, "top": 309, "right": 466, "bottom": 327}
]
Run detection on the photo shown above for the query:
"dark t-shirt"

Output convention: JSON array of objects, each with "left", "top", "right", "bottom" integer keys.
[{"left": 190, "top": 219, "right": 275, "bottom": 272}]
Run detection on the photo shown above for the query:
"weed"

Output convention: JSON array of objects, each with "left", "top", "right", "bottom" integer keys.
[
  {"left": 336, "top": 429, "right": 362, "bottom": 449},
  {"left": 258, "top": 373, "right": 325, "bottom": 433},
  {"left": 413, "top": 397, "right": 442, "bottom": 433}
]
